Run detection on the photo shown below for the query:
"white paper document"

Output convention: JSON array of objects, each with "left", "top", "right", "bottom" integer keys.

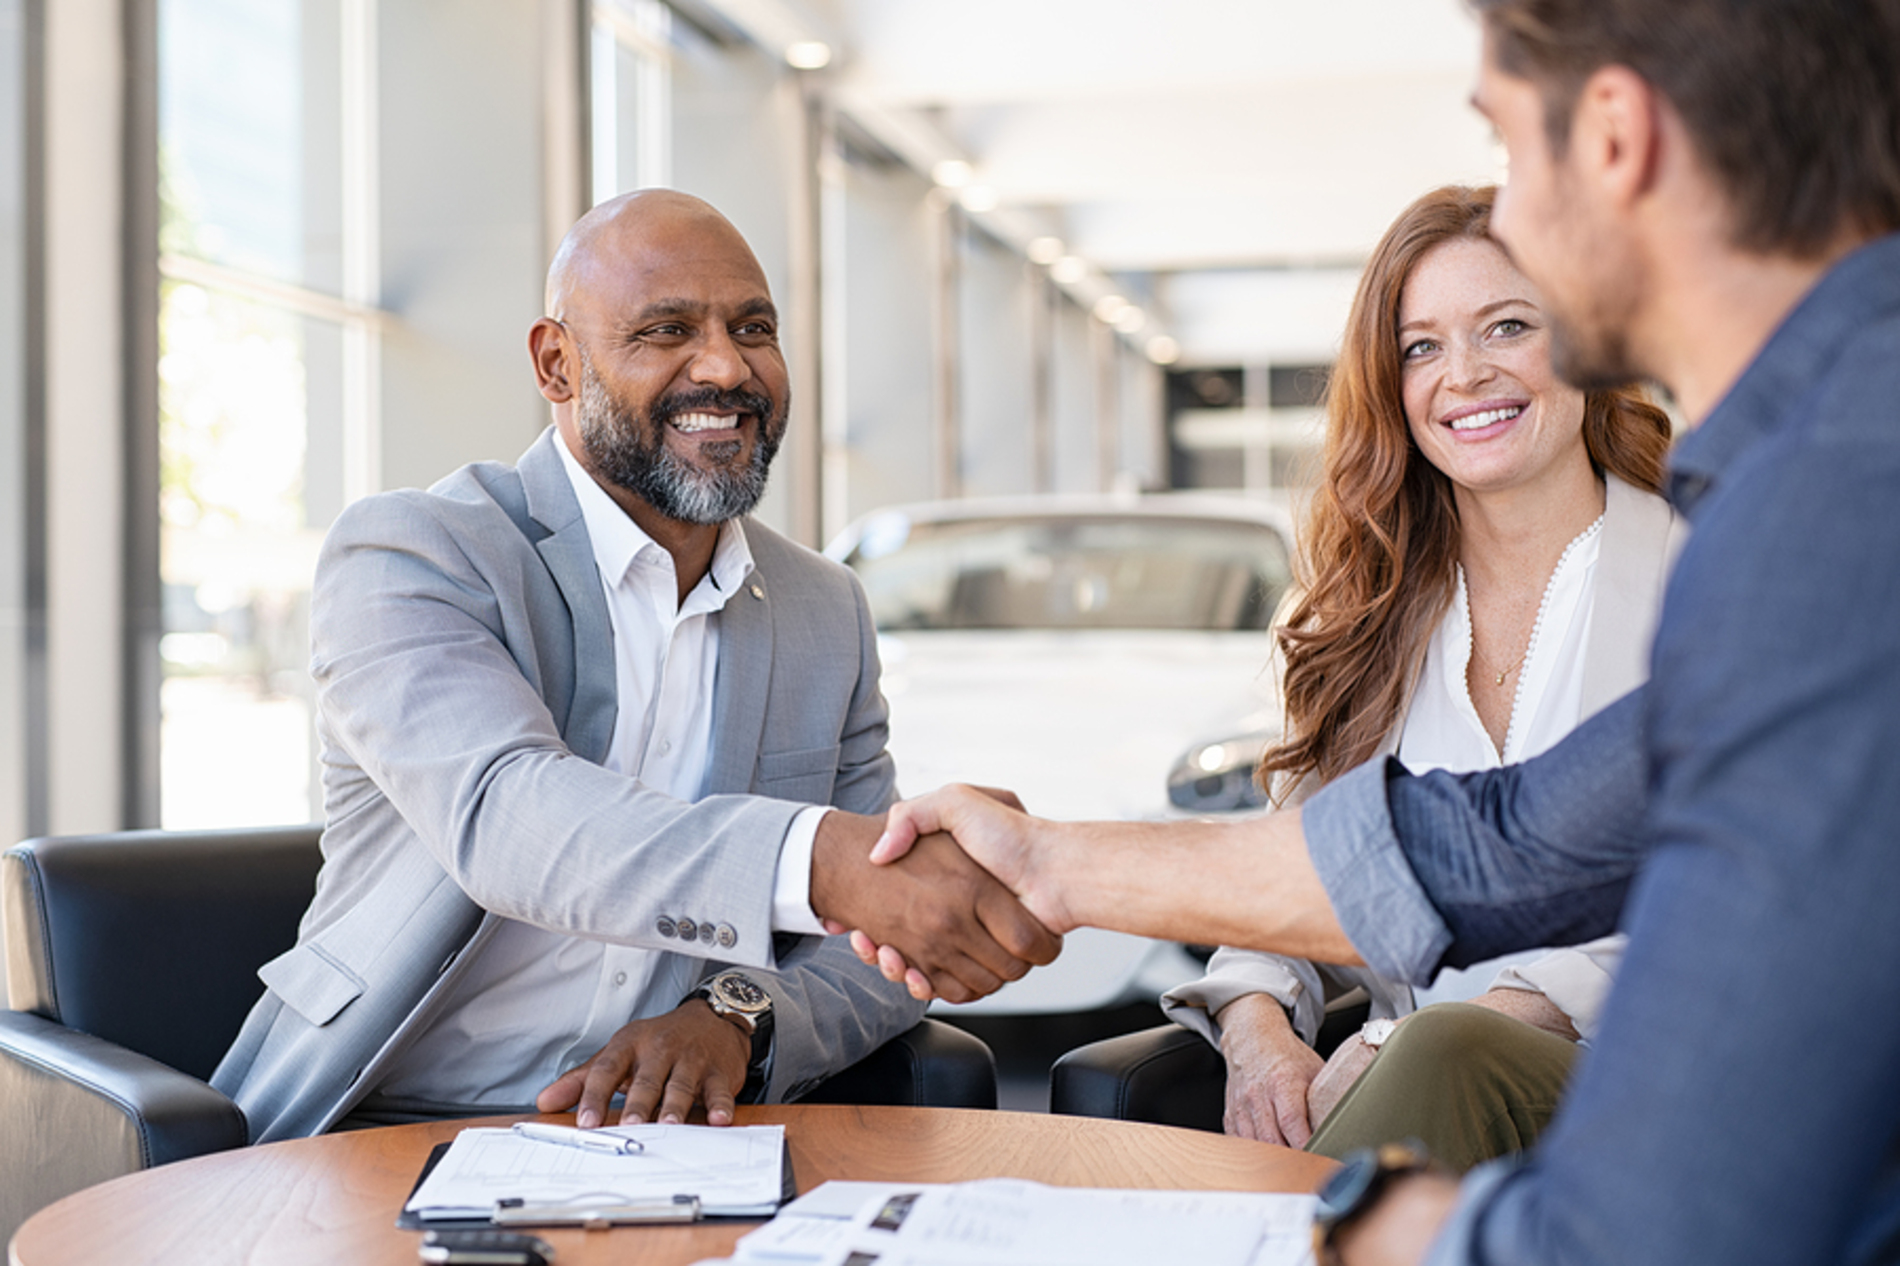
[
  {"left": 731, "top": 1179, "right": 1316, "bottom": 1266},
  {"left": 403, "top": 1123, "right": 787, "bottom": 1222}
]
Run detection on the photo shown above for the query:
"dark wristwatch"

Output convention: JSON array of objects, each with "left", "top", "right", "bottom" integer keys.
[
  {"left": 1311, "top": 1140, "right": 1437, "bottom": 1265},
  {"left": 691, "top": 970, "right": 775, "bottom": 1100}
]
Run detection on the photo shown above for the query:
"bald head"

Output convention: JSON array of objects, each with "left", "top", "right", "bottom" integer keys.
[
  {"left": 544, "top": 189, "right": 764, "bottom": 320},
  {"left": 526, "top": 189, "right": 790, "bottom": 541}
]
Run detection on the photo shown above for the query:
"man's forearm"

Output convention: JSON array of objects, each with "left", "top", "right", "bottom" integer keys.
[{"left": 1029, "top": 809, "right": 1364, "bottom": 965}]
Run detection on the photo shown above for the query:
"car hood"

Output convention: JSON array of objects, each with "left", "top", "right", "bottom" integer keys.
[{"left": 876, "top": 629, "right": 1278, "bottom": 821}]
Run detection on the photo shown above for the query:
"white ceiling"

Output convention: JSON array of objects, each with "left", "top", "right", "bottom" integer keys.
[{"left": 774, "top": 0, "right": 1505, "bottom": 363}]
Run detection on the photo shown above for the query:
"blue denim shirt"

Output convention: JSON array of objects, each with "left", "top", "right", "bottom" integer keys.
[{"left": 1303, "top": 232, "right": 1900, "bottom": 1266}]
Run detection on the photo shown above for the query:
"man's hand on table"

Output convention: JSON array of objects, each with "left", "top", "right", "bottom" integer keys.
[
  {"left": 810, "top": 797, "right": 1062, "bottom": 1004},
  {"left": 534, "top": 999, "right": 751, "bottom": 1129}
]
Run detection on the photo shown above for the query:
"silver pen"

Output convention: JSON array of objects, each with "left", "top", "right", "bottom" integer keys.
[{"left": 510, "top": 1121, "right": 645, "bottom": 1155}]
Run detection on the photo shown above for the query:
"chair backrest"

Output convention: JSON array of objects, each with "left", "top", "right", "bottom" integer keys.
[{"left": 2, "top": 826, "right": 322, "bottom": 1082}]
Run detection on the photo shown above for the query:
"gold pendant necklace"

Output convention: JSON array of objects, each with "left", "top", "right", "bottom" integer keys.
[{"left": 1477, "top": 643, "right": 1527, "bottom": 687}]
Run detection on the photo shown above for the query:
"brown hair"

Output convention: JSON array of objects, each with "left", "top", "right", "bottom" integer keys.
[
  {"left": 1258, "top": 185, "right": 1671, "bottom": 799},
  {"left": 1471, "top": 0, "right": 1900, "bottom": 255}
]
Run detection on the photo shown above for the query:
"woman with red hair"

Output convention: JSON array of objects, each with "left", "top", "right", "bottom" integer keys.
[{"left": 1161, "top": 184, "right": 1682, "bottom": 1170}]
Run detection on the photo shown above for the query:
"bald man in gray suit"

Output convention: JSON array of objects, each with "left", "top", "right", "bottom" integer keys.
[{"left": 213, "top": 191, "right": 1058, "bottom": 1143}]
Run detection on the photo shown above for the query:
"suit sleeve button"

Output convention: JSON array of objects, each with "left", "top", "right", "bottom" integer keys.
[{"left": 656, "top": 916, "right": 677, "bottom": 938}]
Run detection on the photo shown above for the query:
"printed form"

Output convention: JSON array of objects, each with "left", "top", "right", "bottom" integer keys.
[
  {"left": 404, "top": 1122, "right": 786, "bottom": 1221},
  {"left": 725, "top": 1178, "right": 1316, "bottom": 1266}
]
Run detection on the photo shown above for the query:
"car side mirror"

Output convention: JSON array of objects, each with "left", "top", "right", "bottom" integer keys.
[{"left": 1166, "top": 733, "right": 1274, "bottom": 814}]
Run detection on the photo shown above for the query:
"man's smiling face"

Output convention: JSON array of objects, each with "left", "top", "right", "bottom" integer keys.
[{"left": 558, "top": 201, "right": 791, "bottom": 526}]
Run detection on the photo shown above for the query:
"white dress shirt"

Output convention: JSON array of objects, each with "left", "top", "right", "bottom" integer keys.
[
  {"left": 376, "top": 431, "right": 829, "bottom": 1104},
  {"left": 1398, "top": 515, "right": 1624, "bottom": 1032}
]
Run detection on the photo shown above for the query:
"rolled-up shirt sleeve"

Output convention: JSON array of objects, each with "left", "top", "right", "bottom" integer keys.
[
  {"left": 1304, "top": 689, "right": 1652, "bottom": 985},
  {"left": 1487, "top": 936, "right": 1623, "bottom": 1041},
  {"left": 1161, "top": 947, "right": 1327, "bottom": 1045},
  {"left": 1302, "top": 757, "right": 1453, "bottom": 984}
]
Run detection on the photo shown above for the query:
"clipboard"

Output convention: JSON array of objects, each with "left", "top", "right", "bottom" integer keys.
[{"left": 394, "top": 1134, "right": 797, "bottom": 1230}]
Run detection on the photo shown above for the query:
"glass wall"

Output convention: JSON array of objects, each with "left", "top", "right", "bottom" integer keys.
[
  {"left": 156, "top": 0, "right": 366, "bottom": 826},
  {"left": 592, "top": 0, "right": 671, "bottom": 203}
]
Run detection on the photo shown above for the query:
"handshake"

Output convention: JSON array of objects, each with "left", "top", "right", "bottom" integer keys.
[
  {"left": 808, "top": 784, "right": 1074, "bottom": 1003},
  {"left": 810, "top": 782, "right": 1350, "bottom": 1002}
]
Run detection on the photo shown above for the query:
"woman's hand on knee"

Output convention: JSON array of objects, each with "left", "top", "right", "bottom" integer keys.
[{"left": 1215, "top": 993, "right": 1324, "bottom": 1147}]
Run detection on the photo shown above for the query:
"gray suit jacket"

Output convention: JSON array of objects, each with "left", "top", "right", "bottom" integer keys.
[
  {"left": 1164, "top": 474, "right": 1687, "bottom": 1045},
  {"left": 212, "top": 428, "right": 924, "bottom": 1142}
]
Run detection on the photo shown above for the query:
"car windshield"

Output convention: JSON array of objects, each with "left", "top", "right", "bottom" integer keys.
[{"left": 844, "top": 513, "right": 1291, "bottom": 632}]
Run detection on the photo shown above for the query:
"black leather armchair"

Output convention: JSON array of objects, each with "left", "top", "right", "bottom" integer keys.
[
  {"left": 1049, "top": 1002, "right": 1371, "bottom": 1132},
  {"left": 0, "top": 826, "right": 995, "bottom": 1242},
  {"left": 798, "top": 1016, "right": 996, "bottom": 1110},
  {"left": 0, "top": 825, "right": 322, "bottom": 1243}
]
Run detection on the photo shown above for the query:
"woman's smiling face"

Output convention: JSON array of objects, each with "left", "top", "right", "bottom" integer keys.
[{"left": 1398, "top": 237, "right": 1589, "bottom": 498}]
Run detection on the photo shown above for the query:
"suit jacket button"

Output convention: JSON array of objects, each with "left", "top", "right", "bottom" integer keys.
[
  {"left": 676, "top": 917, "right": 698, "bottom": 942},
  {"left": 749, "top": 584, "right": 765, "bottom": 599},
  {"left": 716, "top": 923, "right": 737, "bottom": 948},
  {"left": 656, "top": 916, "right": 677, "bottom": 938},
  {"left": 698, "top": 921, "right": 715, "bottom": 944}
]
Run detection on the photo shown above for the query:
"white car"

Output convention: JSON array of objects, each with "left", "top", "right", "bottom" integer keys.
[{"left": 826, "top": 493, "right": 1293, "bottom": 1014}]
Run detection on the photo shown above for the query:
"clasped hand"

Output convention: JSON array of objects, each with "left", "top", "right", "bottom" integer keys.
[{"left": 821, "top": 785, "right": 1069, "bottom": 1002}]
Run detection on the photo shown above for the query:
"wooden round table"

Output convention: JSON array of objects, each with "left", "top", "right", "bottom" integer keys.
[{"left": 8, "top": 1106, "right": 1337, "bottom": 1266}]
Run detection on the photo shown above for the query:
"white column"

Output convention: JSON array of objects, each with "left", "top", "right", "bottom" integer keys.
[{"left": 43, "top": 0, "right": 127, "bottom": 833}]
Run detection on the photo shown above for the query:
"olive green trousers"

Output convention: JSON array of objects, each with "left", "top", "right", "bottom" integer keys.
[{"left": 1304, "top": 1001, "right": 1582, "bottom": 1173}]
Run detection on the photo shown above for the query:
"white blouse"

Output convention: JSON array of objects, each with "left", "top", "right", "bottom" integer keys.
[
  {"left": 1401, "top": 516, "right": 1602, "bottom": 771},
  {"left": 1396, "top": 515, "right": 1623, "bottom": 1031}
]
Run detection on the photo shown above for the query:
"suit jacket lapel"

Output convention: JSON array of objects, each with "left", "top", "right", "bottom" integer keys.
[
  {"left": 520, "top": 429, "right": 619, "bottom": 764},
  {"left": 704, "top": 546, "right": 773, "bottom": 795}
]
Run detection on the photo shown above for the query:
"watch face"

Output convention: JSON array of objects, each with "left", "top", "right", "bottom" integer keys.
[{"left": 714, "top": 973, "right": 770, "bottom": 1012}]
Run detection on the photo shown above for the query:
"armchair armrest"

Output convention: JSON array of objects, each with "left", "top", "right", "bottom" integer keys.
[
  {"left": 1050, "top": 1023, "right": 1226, "bottom": 1132},
  {"left": 0, "top": 1010, "right": 248, "bottom": 1242},
  {"left": 796, "top": 1018, "right": 997, "bottom": 1109}
]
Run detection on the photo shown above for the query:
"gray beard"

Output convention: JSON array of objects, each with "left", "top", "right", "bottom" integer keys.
[{"left": 574, "top": 353, "right": 783, "bottom": 526}]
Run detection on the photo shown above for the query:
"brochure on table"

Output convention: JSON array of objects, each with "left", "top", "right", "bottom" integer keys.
[{"left": 714, "top": 1178, "right": 1317, "bottom": 1266}]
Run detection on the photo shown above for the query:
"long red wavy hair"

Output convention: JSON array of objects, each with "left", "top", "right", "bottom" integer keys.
[{"left": 1258, "top": 184, "right": 1672, "bottom": 800}]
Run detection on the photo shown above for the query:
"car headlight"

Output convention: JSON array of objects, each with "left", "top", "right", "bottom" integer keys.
[{"left": 1167, "top": 733, "right": 1275, "bottom": 814}]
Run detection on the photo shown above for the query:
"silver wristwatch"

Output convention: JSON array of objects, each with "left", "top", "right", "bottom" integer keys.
[
  {"left": 692, "top": 971, "right": 775, "bottom": 1100},
  {"left": 695, "top": 970, "right": 773, "bottom": 1034}
]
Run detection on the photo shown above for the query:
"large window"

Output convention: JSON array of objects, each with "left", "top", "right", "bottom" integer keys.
[
  {"left": 591, "top": 0, "right": 672, "bottom": 202},
  {"left": 156, "top": 0, "right": 379, "bottom": 826}
]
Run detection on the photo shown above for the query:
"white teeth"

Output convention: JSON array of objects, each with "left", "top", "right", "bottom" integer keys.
[
  {"left": 672, "top": 412, "right": 740, "bottom": 433},
  {"left": 1447, "top": 406, "right": 1523, "bottom": 431}
]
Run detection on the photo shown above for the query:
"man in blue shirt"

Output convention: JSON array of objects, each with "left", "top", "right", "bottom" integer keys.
[{"left": 856, "top": 1, "right": 1900, "bottom": 1262}]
